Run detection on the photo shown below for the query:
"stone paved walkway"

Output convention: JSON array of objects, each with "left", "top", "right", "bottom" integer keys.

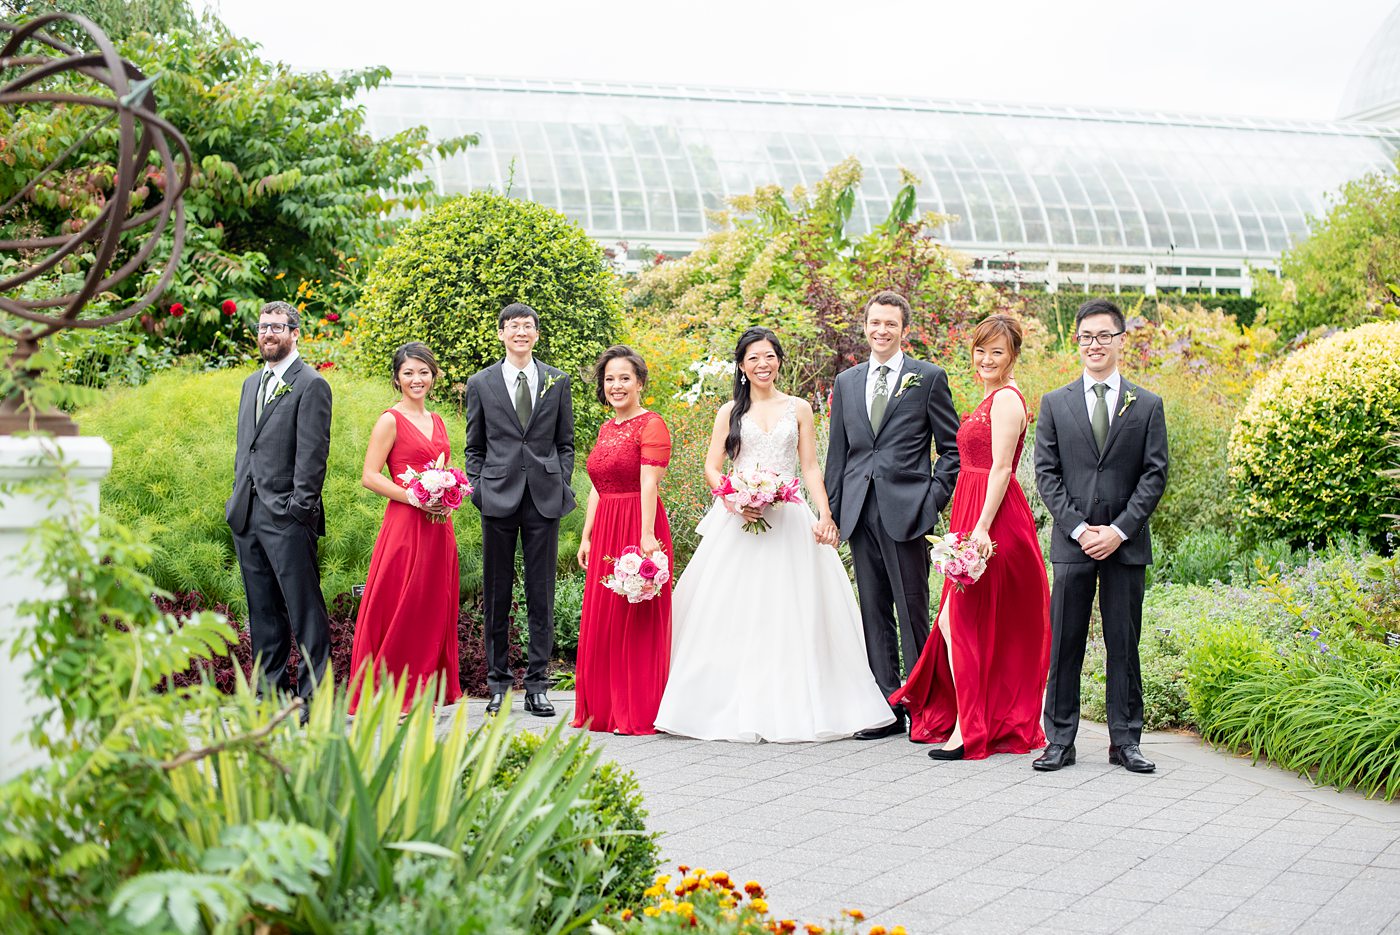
[{"left": 485, "top": 694, "right": 1400, "bottom": 934}]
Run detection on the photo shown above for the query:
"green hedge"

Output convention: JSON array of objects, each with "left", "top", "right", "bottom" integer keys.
[
  {"left": 1025, "top": 290, "right": 1262, "bottom": 339},
  {"left": 79, "top": 366, "right": 589, "bottom": 615},
  {"left": 350, "top": 191, "right": 622, "bottom": 440}
]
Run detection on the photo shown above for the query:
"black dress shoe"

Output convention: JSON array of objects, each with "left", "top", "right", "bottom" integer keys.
[
  {"left": 1032, "top": 743, "right": 1076, "bottom": 771},
  {"left": 854, "top": 710, "right": 907, "bottom": 740},
  {"left": 1109, "top": 743, "right": 1156, "bottom": 773},
  {"left": 484, "top": 692, "right": 504, "bottom": 716},
  {"left": 523, "top": 692, "right": 556, "bottom": 717},
  {"left": 928, "top": 744, "right": 964, "bottom": 761}
]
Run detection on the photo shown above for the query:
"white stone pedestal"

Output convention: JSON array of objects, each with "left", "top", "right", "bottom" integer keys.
[{"left": 0, "top": 435, "right": 112, "bottom": 782}]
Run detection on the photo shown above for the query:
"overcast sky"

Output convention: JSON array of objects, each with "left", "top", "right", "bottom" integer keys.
[{"left": 200, "top": 0, "right": 1395, "bottom": 122}]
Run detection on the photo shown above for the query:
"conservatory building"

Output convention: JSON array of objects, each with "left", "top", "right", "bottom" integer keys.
[{"left": 363, "top": 45, "right": 1400, "bottom": 296}]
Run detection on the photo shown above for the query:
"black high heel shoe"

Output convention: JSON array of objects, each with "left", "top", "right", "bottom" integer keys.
[{"left": 928, "top": 745, "right": 965, "bottom": 761}]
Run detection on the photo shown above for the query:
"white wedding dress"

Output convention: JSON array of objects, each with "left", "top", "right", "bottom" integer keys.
[{"left": 654, "top": 398, "right": 896, "bottom": 742}]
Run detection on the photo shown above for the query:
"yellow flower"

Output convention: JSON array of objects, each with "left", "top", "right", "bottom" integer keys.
[
  {"left": 643, "top": 906, "right": 660, "bottom": 918},
  {"left": 347, "top": 256, "right": 356, "bottom": 263},
  {"left": 643, "top": 884, "right": 663, "bottom": 898},
  {"left": 660, "top": 899, "right": 676, "bottom": 912},
  {"left": 844, "top": 909, "right": 865, "bottom": 920},
  {"left": 274, "top": 271, "right": 286, "bottom": 280},
  {"left": 751, "top": 897, "right": 769, "bottom": 913},
  {"left": 677, "top": 902, "right": 695, "bottom": 916},
  {"left": 868, "top": 927, "right": 888, "bottom": 935},
  {"left": 805, "top": 925, "right": 824, "bottom": 934},
  {"left": 620, "top": 909, "right": 633, "bottom": 921},
  {"left": 656, "top": 874, "right": 671, "bottom": 886},
  {"left": 890, "top": 927, "right": 908, "bottom": 935}
]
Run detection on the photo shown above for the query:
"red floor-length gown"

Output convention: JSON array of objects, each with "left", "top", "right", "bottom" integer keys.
[
  {"left": 349, "top": 409, "right": 462, "bottom": 712},
  {"left": 890, "top": 385, "right": 1051, "bottom": 759},
  {"left": 571, "top": 411, "right": 673, "bottom": 734}
]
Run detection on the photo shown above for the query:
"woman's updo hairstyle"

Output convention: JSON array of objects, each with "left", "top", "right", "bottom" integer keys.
[{"left": 391, "top": 342, "right": 441, "bottom": 392}]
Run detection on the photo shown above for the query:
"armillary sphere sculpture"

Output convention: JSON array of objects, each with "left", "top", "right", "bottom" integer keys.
[{"left": 0, "top": 12, "right": 191, "bottom": 435}]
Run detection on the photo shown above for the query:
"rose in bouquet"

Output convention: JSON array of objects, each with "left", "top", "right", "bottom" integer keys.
[
  {"left": 397, "top": 453, "right": 473, "bottom": 523},
  {"left": 712, "top": 466, "right": 801, "bottom": 534},
  {"left": 926, "top": 531, "right": 993, "bottom": 591},
  {"left": 601, "top": 545, "right": 671, "bottom": 603}
]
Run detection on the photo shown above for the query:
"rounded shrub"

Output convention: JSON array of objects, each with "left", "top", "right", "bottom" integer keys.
[
  {"left": 1228, "top": 321, "right": 1400, "bottom": 545},
  {"left": 350, "top": 191, "right": 622, "bottom": 434},
  {"left": 77, "top": 366, "right": 483, "bottom": 613}
]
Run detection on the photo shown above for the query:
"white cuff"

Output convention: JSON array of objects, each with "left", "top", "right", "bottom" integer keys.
[
  {"left": 1110, "top": 524, "right": 1128, "bottom": 541},
  {"left": 1070, "top": 522, "right": 1087, "bottom": 541}
]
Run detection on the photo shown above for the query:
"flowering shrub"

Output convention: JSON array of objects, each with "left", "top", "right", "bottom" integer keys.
[
  {"left": 607, "top": 869, "right": 900, "bottom": 934},
  {"left": 1229, "top": 321, "right": 1400, "bottom": 543}
]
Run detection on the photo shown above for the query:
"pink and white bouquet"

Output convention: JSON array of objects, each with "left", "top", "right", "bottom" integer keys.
[
  {"left": 397, "top": 454, "right": 473, "bottom": 523},
  {"left": 712, "top": 467, "right": 802, "bottom": 534},
  {"left": 927, "top": 531, "right": 994, "bottom": 591},
  {"left": 601, "top": 545, "right": 671, "bottom": 603}
]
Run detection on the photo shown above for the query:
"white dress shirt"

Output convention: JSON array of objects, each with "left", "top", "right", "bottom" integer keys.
[
  {"left": 1072, "top": 368, "right": 1128, "bottom": 544},
  {"left": 260, "top": 349, "right": 301, "bottom": 407},
  {"left": 864, "top": 349, "right": 905, "bottom": 418},
  {"left": 502, "top": 357, "right": 539, "bottom": 401}
]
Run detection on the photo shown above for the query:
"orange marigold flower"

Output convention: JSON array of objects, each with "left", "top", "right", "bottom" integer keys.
[
  {"left": 843, "top": 909, "right": 865, "bottom": 920},
  {"left": 805, "top": 925, "right": 824, "bottom": 934},
  {"left": 678, "top": 865, "right": 690, "bottom": 874},
  {"left": 750, "top": 897, "right": 769, "bottom": 914},
  {"left": 778, "top": 922, "right": 797, "bottom": 934},
  {"left": 620, "top": 909, "right": 634, "bottom": 921},
  {"left": 890, "top": 927, "right": 908, "bottom": 935},
  {"left": 745, "top": 881, "right": 765, "bottom": 897},
  {"left": 868, "top": 927, "right": 888, "bottom": 935}
]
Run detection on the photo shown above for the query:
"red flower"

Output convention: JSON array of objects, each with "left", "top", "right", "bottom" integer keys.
[
  {"left": 316, "top": 361, "right": 336, "bottom": 372},
  {"left": 169, "top": 303, "right": 185, "bottom": 317},
  {"left": 221, "top": 299, "right": 237, "bottom": 315},
  {"left": 325, "top": 312, "right": 341, "bottom": 322}
]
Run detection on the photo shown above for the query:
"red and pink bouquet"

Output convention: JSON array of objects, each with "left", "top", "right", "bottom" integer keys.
[
  {"left": 712, "top": 466, "right": 801, "bottom": 534},
  {"left": 601, "top": 545, "right": 671, "bottom": 603},
  {"left": 397, "top": 453, "right": 473, "bottom": 523},
  {"left": 927, "top": 531, "right": 993, "bottom": 591}
]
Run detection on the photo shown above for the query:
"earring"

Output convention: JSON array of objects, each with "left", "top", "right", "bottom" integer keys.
[{"left": 740, "top": 374, "right": 748, "bottom": 385}]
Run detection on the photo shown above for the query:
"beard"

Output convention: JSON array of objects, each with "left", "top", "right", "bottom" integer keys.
[{"left": 260, "top": 339, "right": 292, "bottom": 363}]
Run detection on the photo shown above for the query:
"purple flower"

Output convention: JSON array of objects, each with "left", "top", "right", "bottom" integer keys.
[
  {"left": 1320, "top": 643, "right": 1331, "bottom": 654},
  {"left": 1307, "top": 627, "right": 1321, "bottom": 638}
]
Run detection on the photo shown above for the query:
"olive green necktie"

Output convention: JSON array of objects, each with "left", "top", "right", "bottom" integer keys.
[
  {"left": 870, "top": 365, "right": 891, "bottom": 433},
  {"left": 1091, "top": 383, "right": 1109, "bottom": 452},
  {"left": 514, "top": 371, "right": 533, "bottom": 428}
]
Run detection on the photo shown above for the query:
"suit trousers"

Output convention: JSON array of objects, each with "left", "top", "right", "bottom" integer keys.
[
  {"left": 1044, "top": 560, "right": 1147, "bottom": 747},
  {"left": 231, "top": 498, "right": 331, "bottom": 702},
  {"left": 850, "top": 486, "right": 932, "bottom": 706},
  {"left": 482, "top": 492, "right": 558, "bottom": 695}
]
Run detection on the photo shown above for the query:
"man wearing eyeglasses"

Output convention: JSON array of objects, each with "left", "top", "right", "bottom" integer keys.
[
  {"left": 227, "top": 301, "right": 333, "bottom": 722},
  {"left": 464, "top": 303, "right": 576, "bottom": 718},
  {"left": 1033, "top": 298, "right": 1168, "bottom": 775}
]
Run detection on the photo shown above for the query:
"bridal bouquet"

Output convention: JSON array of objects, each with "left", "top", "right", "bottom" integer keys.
[
  {"left": 712, "top": 467, "right": 801, "bottom": 534},
  {"left": 398, "top": 454, "right": 473, "bottom": 523},
  {"left": 601, "top": 545, "right": 671, "bottom": 603},
  {"left": 927, "top": 531, "right": 993, "bottom": 591}
]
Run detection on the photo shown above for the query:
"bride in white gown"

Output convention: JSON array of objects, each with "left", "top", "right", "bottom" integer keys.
[{"left": 654, "top": 327, "right": 895, "bottom": 742}]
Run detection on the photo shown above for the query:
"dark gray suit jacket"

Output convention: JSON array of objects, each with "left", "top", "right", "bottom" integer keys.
[
  {"left": 1033, "top": 377, "right": 1168, "bottom": 565},
  {"left": 824, "top": 357, "right": 961, "bottom": 543},
  {"left": 226, "top": 357, "right": 333, "bottom": 536},
  {"left": 463, "top": 360, "right": 576, "bottom": 520}
]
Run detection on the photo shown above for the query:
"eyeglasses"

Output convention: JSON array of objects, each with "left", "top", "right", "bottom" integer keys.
[
  {"left": 502, "top": 322, "right": 537, "bottom": 334},
  {"left": 255, "top": 322, "right": 293, "bottom": 335},
  {"left": 1076, "top": 331, "right": 1124, "bottom": 346}
]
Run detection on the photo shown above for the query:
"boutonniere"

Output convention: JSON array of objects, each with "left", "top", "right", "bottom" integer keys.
[
  {"left": 1117, "top": 389, "right": 1137, "bottom": 418},
  {"left": 894, "top": 372, "right": 923, "bottom": 398},
  {"left": 540, "top": 373, "right": 563, "bottom": 399},
  {"left": 271, "top": 381, "right": 294, "bottom": 402}
]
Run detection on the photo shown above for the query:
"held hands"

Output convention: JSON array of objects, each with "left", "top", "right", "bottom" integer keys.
[
  {"left": 970, "top": 526, "right": 994, "bottom": 558},
  {"left": 640, "top": 532, "right": 663, "bottom": 555},
  {"left": 417, "top": 498, "right": 451, "bottom": 517},
  {"left": 811, "top": 516, "right": 840, "bottom": 548},
  {"left": 1079, "top": 525, "right": 1123, "bottom": 561}
]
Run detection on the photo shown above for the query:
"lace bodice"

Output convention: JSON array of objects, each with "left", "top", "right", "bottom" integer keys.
[
  {"left": 733, "top": 397, "right": 799, "bottom": 475},
  {"left": 957, "top": 386, "right": 1029, "bottom": 471},
  {"left": 586, "top": 411, "right": 671, "bottom": 494}
]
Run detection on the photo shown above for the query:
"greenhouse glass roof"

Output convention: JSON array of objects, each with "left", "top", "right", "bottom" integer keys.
[{"left": 363, "top": 74, "right": 1400, "bottom": 288}]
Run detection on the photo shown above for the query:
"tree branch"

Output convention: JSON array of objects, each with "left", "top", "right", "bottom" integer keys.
[{"left": 157, "top": 699, "right": 302, "bottom": 771}]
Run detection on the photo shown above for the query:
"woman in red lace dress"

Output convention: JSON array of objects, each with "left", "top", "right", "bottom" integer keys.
[
  {"left": 572, "top": 346, "right": 673, "bottom": 734},
  {"left": 349, "top": 343, "right": 462, "bottom": 712},
  {"left": 891, "top": 315, "right": 1051, "bottom": 760}
]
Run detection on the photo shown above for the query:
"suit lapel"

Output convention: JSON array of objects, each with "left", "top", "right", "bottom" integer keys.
[
  {"left": 486, "top": 361, "right": 525, "bottom": 437},
  {"left": 1063, "top": 379, "right": 1098, "bottom": 456},
  {"left": 1098, "top": 378, "right": 1137, "bottom": 462},
  {"left": 524, "top": 364, "right": 553, "bottom": 433},
  {"left": 251, "top": 358, "right": 304, "bottom": 444},
  {"left": 846, "top": 363, "right": 874, "bottom": 442},
  {"left": 873, "top": 358, "right": 915, "bottom": 440}
]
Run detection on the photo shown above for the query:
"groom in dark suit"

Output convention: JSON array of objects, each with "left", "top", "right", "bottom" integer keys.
[
  {"left": 227, "top": 301, "right": 333, "bottom": 716},
  {"left": 464, "top": 303, "right": 576, "bottom": 718},
  {"left": 825, "top": 291, "right": 961, "bottom": 739},
  {"left": 1033, "top": 298, "right": 1168, "bottom": 774}
]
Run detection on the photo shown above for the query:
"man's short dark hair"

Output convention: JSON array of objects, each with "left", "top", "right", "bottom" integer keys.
[
  {"left": 259, "top": 300, "right": 301, "bottom": 330},
  {"left": 864, "top": 290, "right": 912, "bottom": 328},
  {"left": 498, "top": 303, "right": 540, "bottom": 330},
  {"left": 1074, "top": 298, "right": 1125, "bottom": 333}
]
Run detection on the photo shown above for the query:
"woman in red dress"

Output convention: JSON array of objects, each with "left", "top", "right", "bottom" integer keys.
[
  {"left": 571, "top": 345, "right": 673, "bottom": 734},
  {"left": 349, "top": 342, "right": 462, "bottom": 712},
  {"left": 891, "top": 315, "right": 1052, "bottom": 760}
]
